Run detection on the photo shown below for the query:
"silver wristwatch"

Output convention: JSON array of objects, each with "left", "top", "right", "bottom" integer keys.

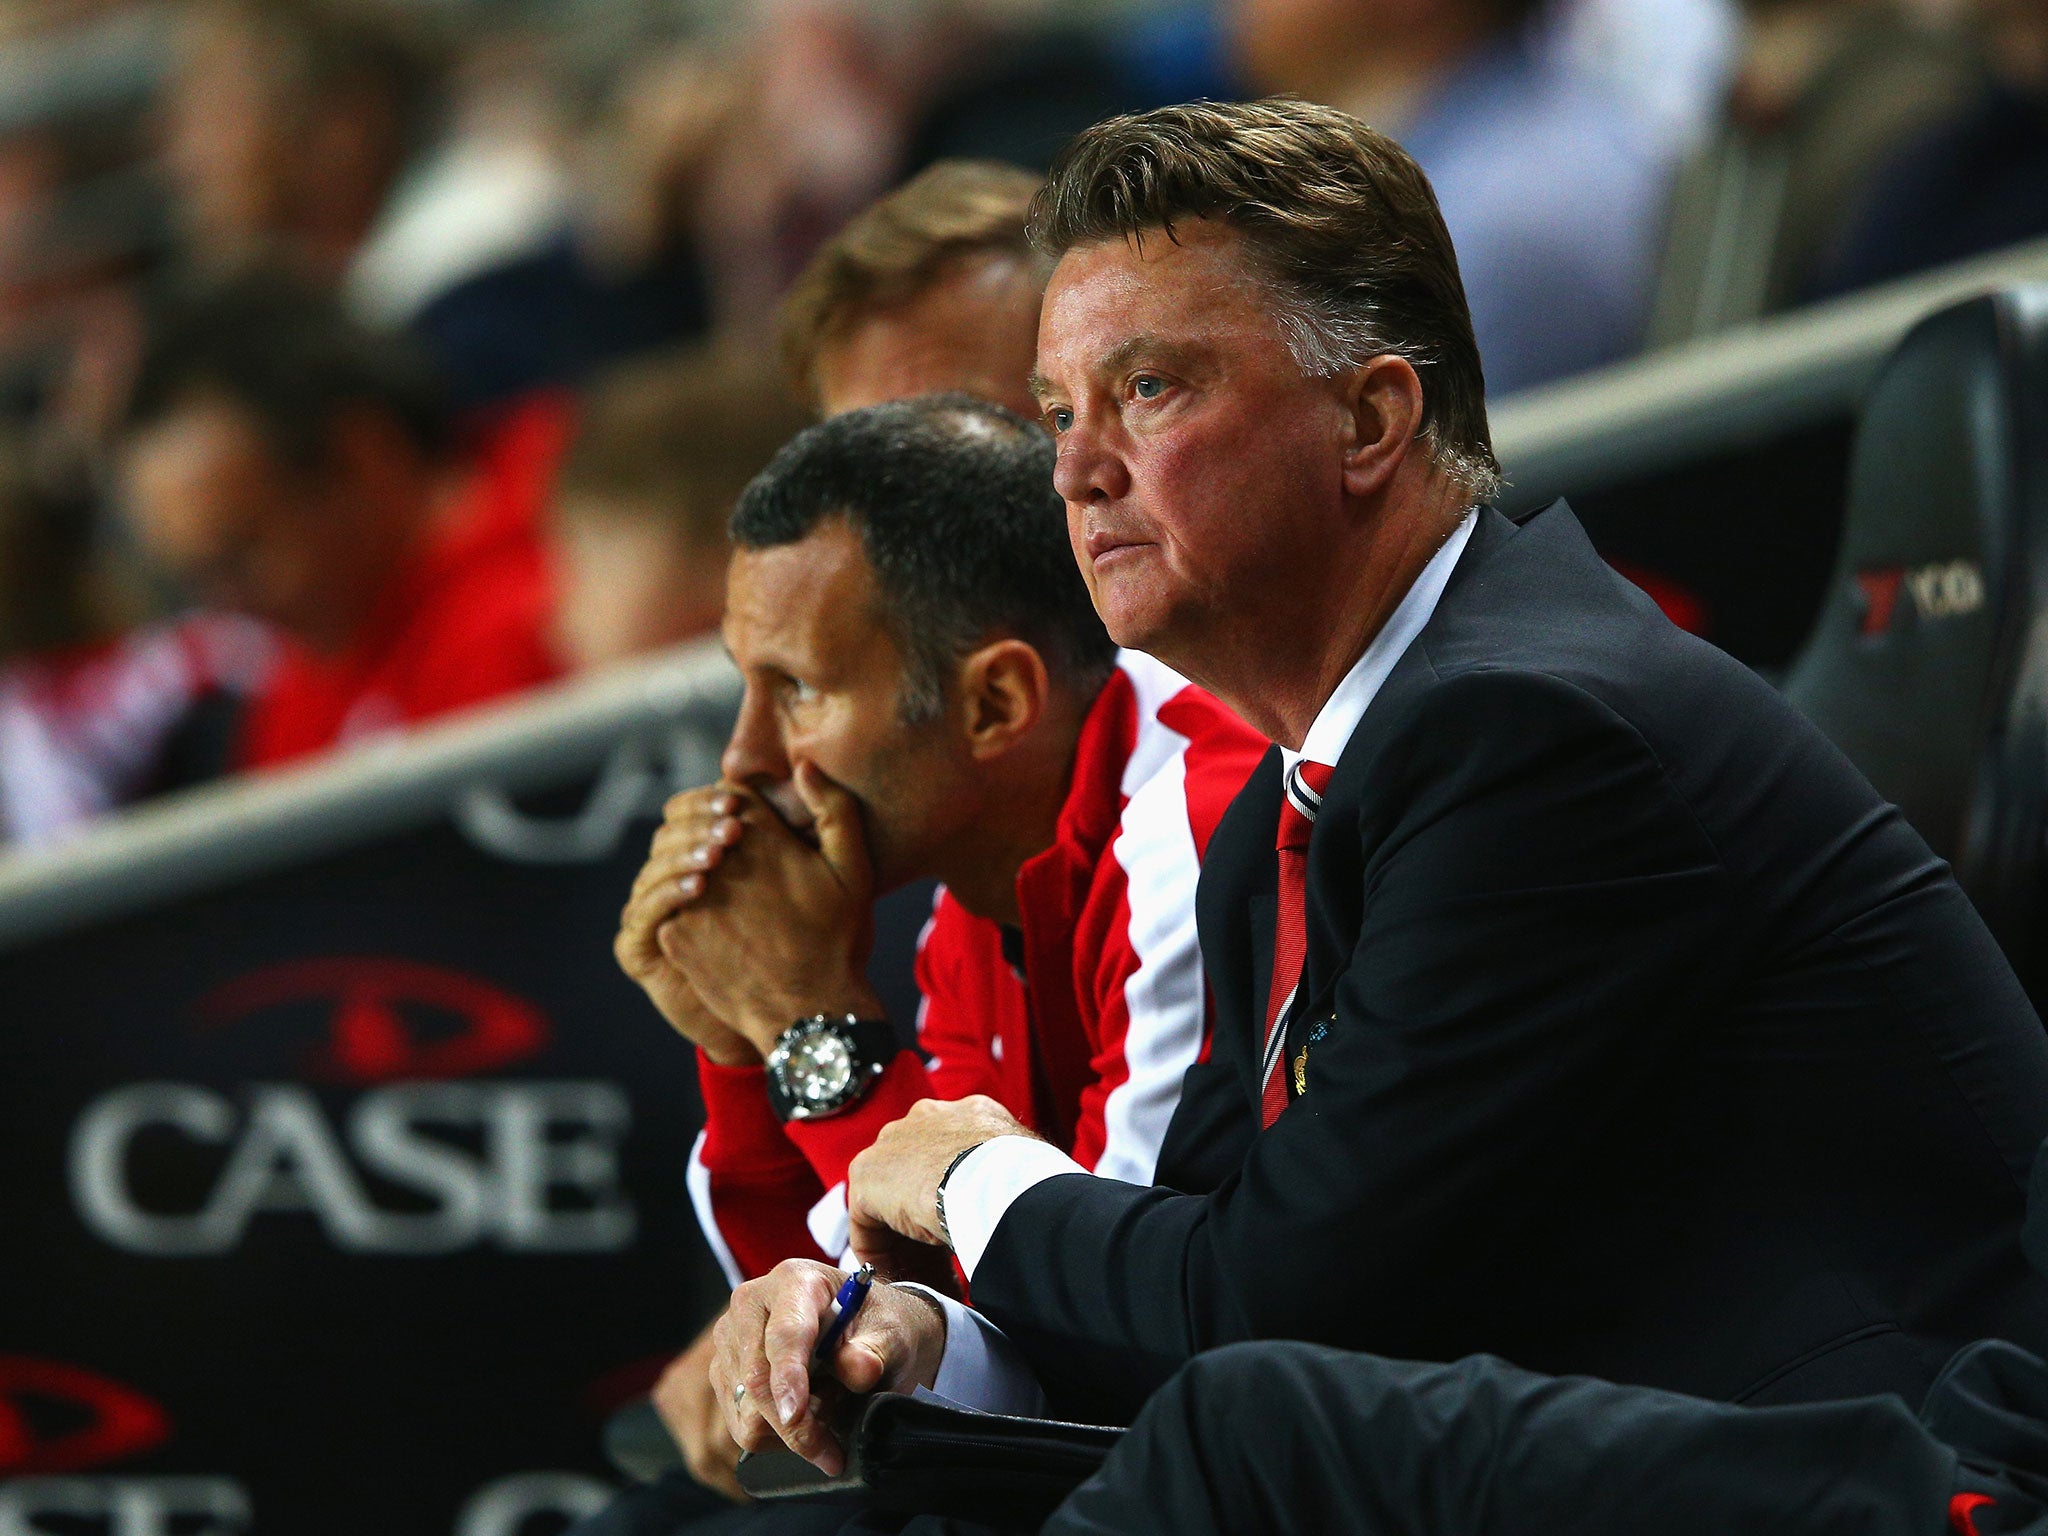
[{"left": 763, "top": 1013, "right": 896, "bottom": 1121}]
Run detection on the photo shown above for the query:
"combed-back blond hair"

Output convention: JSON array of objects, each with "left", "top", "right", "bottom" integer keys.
[{"left": 778, "top": 160, "right": 1049, "bottom": 408}]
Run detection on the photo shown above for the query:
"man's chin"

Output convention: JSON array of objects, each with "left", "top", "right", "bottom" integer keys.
[{"left": 1097, "top": 597, "right": 1169, "bottom": 658}]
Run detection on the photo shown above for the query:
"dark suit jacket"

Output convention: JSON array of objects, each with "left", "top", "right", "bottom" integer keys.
[{"left": 971, "top": 502, "right": 2048, "bottom": 1425}]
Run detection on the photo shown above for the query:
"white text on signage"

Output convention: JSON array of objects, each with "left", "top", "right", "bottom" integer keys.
[{"left": 68, "top": 1082, "right": 635, "bottom": 1256}]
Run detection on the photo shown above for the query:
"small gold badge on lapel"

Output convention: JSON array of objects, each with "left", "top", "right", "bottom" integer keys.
[{"left": 1291, "top": 1016, "right": 1332, "bottom": 1099}]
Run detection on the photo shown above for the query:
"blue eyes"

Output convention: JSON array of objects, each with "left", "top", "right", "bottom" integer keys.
[{"left": 1045, "top": 377, "right": 1166, "bottom": 433}]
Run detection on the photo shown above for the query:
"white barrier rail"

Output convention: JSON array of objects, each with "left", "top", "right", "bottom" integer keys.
[
  {"left": 1494, "top": 234, "right": 2048, "bottom": 507},
  {"left": 0, "top": 640, "right": 741, "bottom": 951}
]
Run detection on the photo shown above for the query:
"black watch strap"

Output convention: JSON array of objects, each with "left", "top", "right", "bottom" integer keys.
[{"left": 844, "top": 1015, "right": 899, "bottom": 1061}]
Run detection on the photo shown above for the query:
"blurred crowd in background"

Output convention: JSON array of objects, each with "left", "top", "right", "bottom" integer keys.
[{"left": 0, "top": 0, "right": 2041, "bottom": 851}]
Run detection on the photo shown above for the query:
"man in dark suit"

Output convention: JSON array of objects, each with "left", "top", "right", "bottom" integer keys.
[
  {"left": 1040, "top": 1142, "right": 2048, "bottom": 1536},
  {"left": 703, "top": 98, "right": 2048, "bottom": 1469}
]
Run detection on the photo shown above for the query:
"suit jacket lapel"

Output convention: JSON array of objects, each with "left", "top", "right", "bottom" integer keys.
[
  {"left": 1194, "top": 745, "right": 1283, "bottom": 1107},
  {"left": 1287, "top": 507, "right": 1521, "bottom": 1061}
]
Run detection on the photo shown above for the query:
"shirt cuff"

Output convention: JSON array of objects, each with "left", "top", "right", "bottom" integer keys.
[
  {"left": 899, "top": 1285, "right": 1046, "bottom": 1417},
  {"left": 807, "top": 1181, "right": 850, "bottom": 1262},
  {"left": 943, "top": 1135, "right": 1086, "bottom": 1281}
]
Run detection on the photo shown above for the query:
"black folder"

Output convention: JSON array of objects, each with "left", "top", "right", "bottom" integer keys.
[{"left": 736, "top": 1392, "right": 1123, "bottom": 1525}]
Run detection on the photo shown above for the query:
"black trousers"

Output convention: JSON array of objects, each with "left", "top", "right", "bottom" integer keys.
[
  {"left": 1045, "top": 1341, "right": 2047, "bottom": 1536},
  {"left": 577, "top": 1339, "right": 2048, "bottom": 1536}
]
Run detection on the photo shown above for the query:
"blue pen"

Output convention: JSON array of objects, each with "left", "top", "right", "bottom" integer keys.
[{"left": 812, "top": 1263, "right": 875, "bottom": 1366}]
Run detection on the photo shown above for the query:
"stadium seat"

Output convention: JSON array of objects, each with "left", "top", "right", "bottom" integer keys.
[{"left": 1784, "top": 287, "right": 2048, "bottom": 997}]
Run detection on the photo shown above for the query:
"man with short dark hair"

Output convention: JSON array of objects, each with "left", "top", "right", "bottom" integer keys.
[
  {"left": 714, "top": 97, "right": 2048, "bottom": 1471},
  {"left": 609, "top": 393, "right": 1263, "bottom": 1502}
]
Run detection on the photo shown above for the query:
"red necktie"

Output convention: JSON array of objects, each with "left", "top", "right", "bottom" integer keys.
[{"left": 1261, "top": 759, "right": 1333, "bottom": 1127}]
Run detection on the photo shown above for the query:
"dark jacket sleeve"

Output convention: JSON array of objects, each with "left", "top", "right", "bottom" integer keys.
[{"left": 970, "top": 668, "right": 1737, "bottom": 1423}]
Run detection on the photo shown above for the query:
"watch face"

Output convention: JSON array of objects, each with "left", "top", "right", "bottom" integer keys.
[{"left": 784, "top": 1027, "right": 855, "bottom": 1107}]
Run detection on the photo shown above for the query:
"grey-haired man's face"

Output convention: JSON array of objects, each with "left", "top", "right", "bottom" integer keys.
[{"left": 1033, "top": 221, "right": 1357, "bottom": 684}]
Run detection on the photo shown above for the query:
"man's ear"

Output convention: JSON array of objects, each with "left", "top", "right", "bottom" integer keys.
[
  {"left": 1340, "top": 355, "right": 1427, "bottom": 500},
  {"left": 955, "top": 638, "right": 1050, "bottom": 761}
]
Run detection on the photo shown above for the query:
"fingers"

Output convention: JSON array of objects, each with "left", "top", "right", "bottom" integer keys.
[
  {"left": 651, "top": 786, "right": 750, "bottom": 857},
  {"left": 709, "top": 1294, "right": 783, "bottom": 1456},
  {"left": 637, "top": 807, "right": 746, "bottom": 903},
  {"left": 790, "top": 761, "right": 872, "bottom": 891},
  {"left": 710, "top": 1262, "right": 851, "bottom": 1476},
  {"left": 847, "top": 1205, "right": 959, "bottom": 1292},
  {"left": 762, "top": 1280, "right": 827, "bottom": 1427},
  {"left": 653, "top": 1343, "right": 748, "bottom": 1503},
  {"left": 847, "top": 1195, "right": 910, "bottom": 1273},
  {"left": 829, "top": 1282, "right": 949, "bottom": 1400}
]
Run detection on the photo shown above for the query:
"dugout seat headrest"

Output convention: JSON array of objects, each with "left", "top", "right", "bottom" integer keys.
[{"left": 1785, "top": 287, "right": 2048, "bottom": 993}]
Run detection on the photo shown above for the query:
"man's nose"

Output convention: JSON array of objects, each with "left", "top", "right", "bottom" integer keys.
[
  {"left": 1052, "top": 416, "right": 1132, "bottom": 506},
  {"left": 720, "top": 683, "right": 792, "bottom": 786}
]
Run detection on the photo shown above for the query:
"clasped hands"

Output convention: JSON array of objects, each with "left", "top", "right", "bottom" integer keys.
[
  {"left": 614, "top": 763, "right": 883, "bottom": 1062},
  {"left": 616, "top": 767, "right": 1041, "bottom": 1477}
]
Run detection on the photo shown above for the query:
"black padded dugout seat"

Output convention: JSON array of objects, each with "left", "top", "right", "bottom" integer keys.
[{"left": 1784, "top": 287, "right": 2048, "bottom": 997}]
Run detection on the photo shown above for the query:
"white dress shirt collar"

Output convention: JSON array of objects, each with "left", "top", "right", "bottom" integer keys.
[{"left": 1282, "top": 509, "right": 1478, "bottom": 777}]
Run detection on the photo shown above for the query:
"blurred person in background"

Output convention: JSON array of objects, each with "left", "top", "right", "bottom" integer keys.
[
  {"left": 549, "top": 345, "right": 809, "bottom": 674},
  {"left": 0, "top": 410, "right": 274, "bottom": 850},
  {"left": 778, "top": 158, "right": 1046, "bottom": 417},
  {"left": 162, "top": 0, "right": 442, "bottom": 305},
  {"left": 1225, "top": 0, "right": 1679, "bottom": 393},
  {"left": 1806, "top": 0, "right": 2048, "bottom": 299},
  {"left": 1545, "top": 0, "right": 1738, "bottom": 158},
  {"left": 659, "top": 0, "right": 1149, "bottom": 345},
  {"left": 159, "top": 0, "right": 623, "bottom": 417},
  {"left": 115, "top": 270, "right": 558, "bottom": 774},
  {"left": 1646, "top": 0, "right": 1984, "bottom": 345},
  {"left": 406, "top": 39, "right": 722, "bottom": 414}
]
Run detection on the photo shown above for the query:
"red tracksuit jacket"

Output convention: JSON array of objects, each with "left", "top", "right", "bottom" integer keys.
[{"left": 687, "top": 650, "right": 1268, "bottom": 1282}]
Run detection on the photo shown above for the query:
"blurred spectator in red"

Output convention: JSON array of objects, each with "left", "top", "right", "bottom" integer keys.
[
  {"left": 0, "top": 401, "right": 277, "bottom": 850},
  {"left": 1805, "top": 0, "right": 2048, "bottom": 300},
  {"left": 0, "top": 607, "right": 272, "bottom": 847},
  {"left": 1226, "top": 0, "right": 1679, "bottom": 393},
  {"left": 1646, "top": 0, "right": 1983, "bottom": 345},
  {"left": 778, "top": 158, "right": 1045, "bottom": 417},
  {"left": 549, "top": 345, "right": 808, "bottom": 674},
  {"left": 115, "top": 270, "right": 560, "bottom": 773}
]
